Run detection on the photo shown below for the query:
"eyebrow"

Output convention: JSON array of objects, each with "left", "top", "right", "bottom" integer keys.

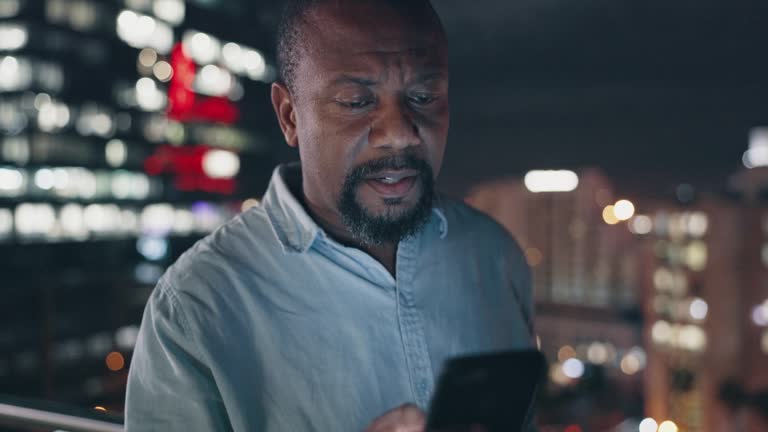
[
  {"left": 330, "top": 75, "right": 379, "bottom": 87},
  {"left": 330, "top": 71, "right": 447, "bottom": 88}
]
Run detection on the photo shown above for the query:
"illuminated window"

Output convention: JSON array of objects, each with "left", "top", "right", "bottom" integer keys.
[
  {"left": 0, "top": 23, "right": 28, "bottom": 51},
  {"left": 135, "top": 77, "right": 166, "bottom": 111},
  {"left": 153, "top": 0, "right": 185, "bottom": 26},
  {"left": 685, "top": 241, "right": 708, "bottom": 271},
  {"left": 0, "top": 167, "right": 25, "bottom": 197},
  {"left": 629, "top": 214, "right": 652, "bottom": 235},
  {"left": 668, "top": 213, "right": 687, "bottom": 240},
  {"left": 15, "top": 203, "right": 56, "bottom": 238},
  {"left": 686, "top": 212, "right": 708, "bottom": 237},
  {"left": 654, "top": 267, "right": 673, "bottom": 292},
  {"left": 140, "top": 203, "right": 174, "bottom": 236},
  {"left": 0, "top": 56, "right": 33, "bottom": 91},
  {"left": 117, "top": 10, "right": 173, "bottom": 54},
  {"left": 182, "top": 30, "right": 220, "bottom": 64},
  {"left": 59, "top": 204, "right": 88, "bottom": 240},
  {"left": 0, "top": 0, "right": 21, "bottom": 18},
  {"left": 678, "top": 324, "right": 706, "bottom": 352},
  {"left": 195, "top": 65, "right": 233, "bottom": 96},
  {"left": 652, "top": 320, "right": 672, "bottom": 345}
]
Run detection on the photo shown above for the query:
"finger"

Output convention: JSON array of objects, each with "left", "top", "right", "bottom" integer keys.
[
  {"left": 430, "top": 426, "right": 487, "bottom": 432},
  {"left": 366, "top": 403, "right": 425, "bottom": 431},
  {"left": 364, "top": 403, "right": 426, "bottom": 432}
]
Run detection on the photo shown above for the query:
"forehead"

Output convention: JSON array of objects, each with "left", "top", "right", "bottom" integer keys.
[{"left": 299, "top": 2, "right": 448, "bottom": 80}]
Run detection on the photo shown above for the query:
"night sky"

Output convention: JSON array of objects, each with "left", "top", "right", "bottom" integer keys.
[{"left": 433, "top": 0, "right": 768, "bottom": 194}]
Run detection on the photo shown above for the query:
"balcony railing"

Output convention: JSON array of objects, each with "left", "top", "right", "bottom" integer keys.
[{"left": 0, "top": 394, "right": 123, "bottom": 432}]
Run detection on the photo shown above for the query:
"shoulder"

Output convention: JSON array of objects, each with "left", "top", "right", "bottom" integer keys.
[
  {"left": 436, "top": 195, "right": 529, "bottom": 281},
  {"left": 437, "top": 195, "right": 522, "bottom": 252},
  {"left": 158, "top": 205, "right": 283, "bottom": 302}
]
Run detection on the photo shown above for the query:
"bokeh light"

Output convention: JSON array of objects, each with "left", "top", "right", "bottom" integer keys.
[
  {"left": 689, "top": 298, "right": 708, "bottom": 321},
  {"left": 523, "top": 170, "right": 579, "bottom": 193},
  {"left": 557, "top": 345, "right": 577, "bottom": 362},
  {"left": 657, "top": 420, "right": 678, "bottom": 432},
  {"left": 629, "top": 214, "right": 653, "bottom": 235},
  {"left": 562, "top": 358, "right": 585, "bottom": 379},
  {"left": 602, "top": 205, "right": 619, "bottom": 225},
  {"left": 638, "top": 418, "right": 658, "bottom": 432},
  {"left": 105, "top": 352, "right": 125, "bottom": 372},
  {"left": 525, "top": 247, "right": 543, "bottom": 267},
  {"left": 620, "top": 353, "right": 641, "bottom": 375},
  {"left": 613, "top": 199, "right": 635, "bottom": 221}
]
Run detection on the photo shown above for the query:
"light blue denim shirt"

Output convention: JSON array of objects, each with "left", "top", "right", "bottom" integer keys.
[{"left": 126, "top": 164, "right": 535, "bottom": 431}]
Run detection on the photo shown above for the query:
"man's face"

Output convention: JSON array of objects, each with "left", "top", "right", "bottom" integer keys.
[{"left": 277, "top": 1, "right": 449, "bottom": 245}]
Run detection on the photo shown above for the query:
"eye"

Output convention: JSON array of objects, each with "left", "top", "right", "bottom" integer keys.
[
  {"left": 408, "top": 93, "right": 438, "bottom": 106},
  {"left": 336, "top": 97, "right": 375, "bottom": 110}
]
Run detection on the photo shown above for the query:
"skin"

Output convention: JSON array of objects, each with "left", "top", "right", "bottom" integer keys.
[
  {"left": 365, "top": 403, "right": 426, "bottom": 432},
  {"left": 270, "top": 0, "right": 450, "bottom": 275},
  {"left": 363, "top": 403, "right": 486, "bottom": 432}
]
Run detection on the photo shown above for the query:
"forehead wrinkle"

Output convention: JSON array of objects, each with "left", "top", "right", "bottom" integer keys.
[
  {"left": 327, "top": 50, "right": 442, "bottom": 86},
  {"left": 296, "top": 4, "right": 447, "bottom": 94},
  {"left": 353, "top": 47, "right": 446, "bottom": 75}
]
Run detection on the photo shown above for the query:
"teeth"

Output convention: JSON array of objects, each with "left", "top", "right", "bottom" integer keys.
[{"left": 379, "top": 177, "right": 398, "bottom": 184}]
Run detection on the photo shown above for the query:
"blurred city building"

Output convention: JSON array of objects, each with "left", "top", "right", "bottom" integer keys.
[
  {"left": 466, "top": 169, "right": 646, "bottom": 431},
  {"left": 466, "top": 156, "right": 768, "bottom": 431},
  {"left": 0, "top": 0, "right": 280, "bottom": 413}
]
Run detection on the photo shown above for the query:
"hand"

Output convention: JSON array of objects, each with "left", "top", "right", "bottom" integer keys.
[
  {"left": 430, "top": 426, "right": 487, "bottom": 432},
  {"left": 363, "top": 403, "right": 488, "bottom": 432},
  {"left": 364, "top": 403, "right": 426, "bottom": 432}
]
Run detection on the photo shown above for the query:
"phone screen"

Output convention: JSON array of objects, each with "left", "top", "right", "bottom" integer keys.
[{"left": 426, "top": 349, "right": 546, "bottom": 432}]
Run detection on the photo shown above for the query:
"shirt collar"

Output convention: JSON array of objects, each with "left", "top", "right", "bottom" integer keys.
[
  {"left": 263, "top": 163, "right": 322, "bottom": 253},
  {"left": 262, "top": 162, "right": 448, "bottom": 254}
]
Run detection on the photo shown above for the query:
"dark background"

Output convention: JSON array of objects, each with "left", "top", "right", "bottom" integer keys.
[{"left": 2, "top": 1, "right": 768, "bottom": 430}]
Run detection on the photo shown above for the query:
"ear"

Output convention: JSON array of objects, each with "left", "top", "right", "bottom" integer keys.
[{"left": 271, "top": 82, "right": 299, "bottom": 148}]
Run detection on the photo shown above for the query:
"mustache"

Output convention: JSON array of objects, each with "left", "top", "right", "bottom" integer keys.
[{"left": 346, "top": 154, "right": 433, "bottom": 184}]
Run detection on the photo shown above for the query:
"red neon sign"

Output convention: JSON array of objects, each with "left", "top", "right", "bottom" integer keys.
[
  {"left": 144, "top": 145, "right": 236, "bottom": 195},
  {"left": 167, "top": 43, "right": 240, "bottom": 124},
  {"left": 146, "top": 42, "right": 243, "bottom": 194}
]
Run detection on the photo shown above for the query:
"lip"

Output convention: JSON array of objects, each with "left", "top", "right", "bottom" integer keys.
[
  {"left": 363, "top": 169, "right": 421, "bottom": 181},
  {"left": 363, "top": 173, "right": 420, "bottom": 198}
]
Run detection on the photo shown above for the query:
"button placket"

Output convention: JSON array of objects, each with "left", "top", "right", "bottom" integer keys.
[{"left": 395, "top": 237, "right": 434, "bottom": 409}]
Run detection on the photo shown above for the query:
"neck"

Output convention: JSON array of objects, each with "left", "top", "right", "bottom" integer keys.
[{"left": 299, "top": 181, "right": 398, "bottom": 276}]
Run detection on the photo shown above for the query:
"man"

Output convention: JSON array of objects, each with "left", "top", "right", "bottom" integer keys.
[{"left": 125, "top": 0, "right": 535, "bottom": 431}]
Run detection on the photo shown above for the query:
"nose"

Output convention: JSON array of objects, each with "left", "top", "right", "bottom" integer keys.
[{"left": 369, "top": 99, "right": 420, "bottom": 151}]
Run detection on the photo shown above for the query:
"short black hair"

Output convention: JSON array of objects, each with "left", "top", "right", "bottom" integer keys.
[
  {"left": 275, "top": 0, "right": 315, "bottom": 94},
  {"left": 275, "top": 0, "right": 443, "bottom": 94}
]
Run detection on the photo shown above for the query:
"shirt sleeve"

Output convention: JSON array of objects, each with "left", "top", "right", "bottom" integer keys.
[
  {"left": 505, "top": 236, "right": 536, "bottom": 344},
  {"left": 125, "top": 279, "right": 233, "bottom": 431},
  {"left": 506, "top": 237, "right": 540, "bottom": 432}
]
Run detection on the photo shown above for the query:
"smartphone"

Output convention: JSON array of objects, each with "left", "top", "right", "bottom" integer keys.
[{"left": 425, "top": 349, "right": 547, "bottom": 432}]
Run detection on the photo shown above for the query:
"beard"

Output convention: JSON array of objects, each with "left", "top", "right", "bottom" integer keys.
[{"left": 338, "top": 154, "right": 435, "bottom": 247}]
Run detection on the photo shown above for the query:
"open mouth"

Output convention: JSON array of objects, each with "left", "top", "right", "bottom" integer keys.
[{"left": 363, "top": 169, "right": 421, "bottom": 198}]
